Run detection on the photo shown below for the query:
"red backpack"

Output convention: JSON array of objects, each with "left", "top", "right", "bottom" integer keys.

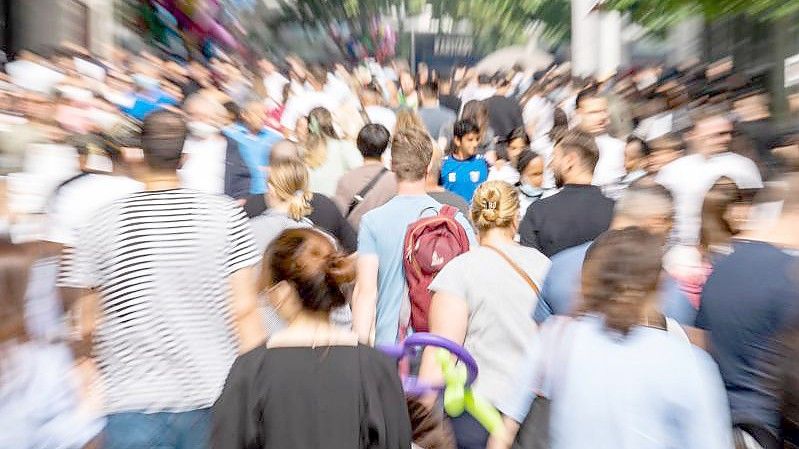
[{"left": 403, "top": 205, "right": 471, "bottom": 333}]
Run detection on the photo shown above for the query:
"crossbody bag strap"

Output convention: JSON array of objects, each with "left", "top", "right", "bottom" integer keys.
[
  {"left": 482, "top": 244, "right": 540, "bottom": 296},
  {"left": 347, "top": 168, "right": 388, "bottom": 218}
]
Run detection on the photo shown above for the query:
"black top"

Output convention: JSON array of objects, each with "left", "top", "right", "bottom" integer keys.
[
  {"left": 212, "top": 345, "right": 412, "bottom": 449},
  {"left": 519, "top": 184, "right": 614, "bottom": 257},
  {"left": 484, "top": 95, "right": 524, "bottom": 140},
  {"left": 244, "top": 193, "right": 358, "bottom": 253},
  {"left": 439, "top": 94, "right": 462, "bottom": 115}
]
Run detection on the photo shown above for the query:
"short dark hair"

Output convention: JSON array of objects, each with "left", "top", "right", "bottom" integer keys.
[
  {"left": 504, "top": 127, "right": 530, "bottom": 145},
  {"left": 419, "top": 82, "right": 439, "bottom": 99},
  {"left": 141, "top": 110, "right": 188, "bottom": 171},
  {"left": 357, "top": 124, "right": 391, "bottom": 159},
  {"left": 453, "top": 119, "right": 480, "bottom": 139},
  {"left": 558, "top": 130, "right": 600, "bottom": 172},
  {"left": 576, "top": 85, "right": 601, "bottom": 109},
  {"left": 516, "top": 149, "right": 542, "bottom": 174},
  {"left": 477, "top": 74, "right": 492, "bottom": 85}
]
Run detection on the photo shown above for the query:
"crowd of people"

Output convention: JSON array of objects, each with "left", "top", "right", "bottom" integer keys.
[{"left": 1, "top": 42, "right": 799, "bottom": 449}]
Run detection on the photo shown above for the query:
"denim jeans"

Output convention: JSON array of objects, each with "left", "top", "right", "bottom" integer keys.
[
  {"left": 450, "top": 412, "right": 489, "bottom": 449},
  {"left": 103, "top": 408, "right": 210, "bottom": 449}
]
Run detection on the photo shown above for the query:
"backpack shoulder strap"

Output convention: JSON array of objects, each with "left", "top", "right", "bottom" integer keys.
[
  {"left": 439, "top": 204, "right": 459, "bottom": 218},
  {"left": 346, "top": 167, "right": 388, "bottom": 218},
  {"left": 482, "top": 244, "right": 540, "bottom": 296}
]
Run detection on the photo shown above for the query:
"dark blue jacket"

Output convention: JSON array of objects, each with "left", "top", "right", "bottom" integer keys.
[{"left": 224, "top": 135, "right": 252, "bottom": 200}]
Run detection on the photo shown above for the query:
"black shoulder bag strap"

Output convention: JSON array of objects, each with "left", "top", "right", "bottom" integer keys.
[{"left": 347, "top": 168, "right": 388, "bottom": 218}]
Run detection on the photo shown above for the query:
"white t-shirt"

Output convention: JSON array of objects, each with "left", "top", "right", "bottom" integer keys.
[
  {"left": 488, "top": 163, "right": 520, "bottom": 185},
  {"left": 460, "top": 86, "right": 495, "bottom": 108},
  {"left": 308, "top": 139, "right": 364, "bottom": 197},
  {"left": 58, "top": 189, "right": 260, "bottom": 414},
  {"left": 523, "top": 95, "right": 555, "bottom": 142},
  {"left": 365, "top": 106, "right": 397, "bottom": 135},
  {"left": 533, "top": 137, "right": 556, "bottom": 190},
  {"left": 47, "top": 173, "right": 143, "bottom": 246},
  {"left": 429, "top": 243, "right": 551, "bottom": 413},
  {"left": 656, "top": 152, "right": 763, "bottom": 245},
  {"left": 263, "top": 72, "right": 289, "bottom": 102},
  {"left": 592, "top": 134, "right": 626, "bottom": 197},
  {"left": 179, "top": 136, "right": 228, "bottom": 195},
  {"left": 280, "top": 88, "right": 340, "bottom": 131}
]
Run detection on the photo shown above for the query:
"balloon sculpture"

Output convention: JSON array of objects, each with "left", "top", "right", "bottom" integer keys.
[{"left": 379, "top": 333, "right": 504, "bottom": 435}]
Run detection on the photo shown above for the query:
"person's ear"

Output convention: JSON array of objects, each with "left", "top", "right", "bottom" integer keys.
[{"left": 562, "top": 151, "right": 577, "bottom": 172}]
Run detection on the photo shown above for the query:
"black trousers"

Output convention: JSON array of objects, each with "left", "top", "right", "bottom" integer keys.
[{"left": 450, "top": 413, "right": 489, "bottom": 449}]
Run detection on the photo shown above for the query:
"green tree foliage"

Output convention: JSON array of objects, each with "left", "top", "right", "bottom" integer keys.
[
  {"left": 603, "top": 0, "right": 799, "bottom": 30},
  {"left": 432, "top": 0, "right": 571, "bottom": 50},
  {"left": 277, "top": 0, "right": 573, "bottom": 53}
]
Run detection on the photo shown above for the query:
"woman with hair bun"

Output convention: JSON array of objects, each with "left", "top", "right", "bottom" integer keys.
[
  {"left": 212, "top": 228, "right": 411, "bottom": 449},
  {"left": 249, "top": 158, "right": 314, "bottom": 254},
  {"left": 417, "top": 180, "right": 550, "bottom": 449},
  {"left": 249, "top": 159, "right": 353, "bottom": 334}
]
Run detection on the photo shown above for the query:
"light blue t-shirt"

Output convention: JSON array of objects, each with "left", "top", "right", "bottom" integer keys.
[
  {"left": 533, "top": 241, "right": 697, "bottom": 326},
  {"left": 358, "top": 194, "right": 477, "bottom": 345},
  {"left": 500, "top": 316, "right": 733, "bottom": 449},
  {"left": 223, "top": 124, "right": 282, "bottom": 195}
]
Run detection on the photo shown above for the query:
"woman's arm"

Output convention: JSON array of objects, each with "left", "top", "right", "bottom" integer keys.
[{"left": 416, "top": 290, "right": 469, "bottom": 408}]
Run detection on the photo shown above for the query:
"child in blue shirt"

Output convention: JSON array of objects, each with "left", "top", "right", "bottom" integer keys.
[{"left": 440, "top": 119, "right": 489, "bottom": 203}]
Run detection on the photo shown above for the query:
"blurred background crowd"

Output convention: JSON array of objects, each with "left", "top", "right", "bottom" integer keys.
[{"left": 2, "top": 1, "right": 799, "bottom": 449}]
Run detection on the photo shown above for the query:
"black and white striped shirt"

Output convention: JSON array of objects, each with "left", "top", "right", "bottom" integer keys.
[{"left": 59, "top": 189, "right": 260, "bottom": 414}]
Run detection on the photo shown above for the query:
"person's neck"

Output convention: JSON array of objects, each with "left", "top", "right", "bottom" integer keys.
[
  {"left": 289, "top": 309, "right": 331, "bottom": 329},
  {"left": 479, "top": 228, "right": 515, "bottom": 247},
  {"left": 425, "top": 177, "right": 444, "bottom": 192},
  {"left": 269, "top": 200, "right": 290, "bottom": 215},
  {"left": 245, "top": 125, "right": 262, "bottom": 135},
  {"left": 577, "top": 125, "right": 603, "bottom": 137},
  {"left": 421, "top": 99, "right": 439, "bottom": 108},
  {"left": 397, "top": 179, "right": 427, "bottom": 196},
  {"left": 142, "top": 171, "right": 181, "bottom": 191},
  {"left": 739, "top": 217, "right": 799, "bottom": 250},
  {"left": 454, "top": 150, "right": 473, "bottom": 161},
  {"left": 563, "top": 172, "right": 593, "bottom": 186},
  {"left": 363, "top": 157, "right": 383, "bottom": 165}
]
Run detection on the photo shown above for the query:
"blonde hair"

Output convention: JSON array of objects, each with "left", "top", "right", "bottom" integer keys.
[
  {"left": 470, "top": 181, "right": 519, "bottom": 232},
  {"left": 394, "top": 108, "right": 426, "bottom": 134},
  {"left": 267, "top": 160, "right": 313, "bottom": 220}
]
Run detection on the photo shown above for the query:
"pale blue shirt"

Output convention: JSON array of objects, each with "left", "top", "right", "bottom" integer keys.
[
  {"left": 0, "top": 342, "right": 105, "bottom": 449},
  {"left": 534, "top": 241, "right": 697, "bottom": 326},
  {"left": 358, "top": 195, "right": 476, "bottom": 345},
  {"left": 500, "top": 316, "right": 733, "bottom": 449},
  {"left": 223, "top": 124, "right": 282, "bottom": 195}
]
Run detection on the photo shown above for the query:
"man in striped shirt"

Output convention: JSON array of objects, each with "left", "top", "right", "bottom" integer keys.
[{"left": 59, "top": 110, "right": 264, "bottom": 449}]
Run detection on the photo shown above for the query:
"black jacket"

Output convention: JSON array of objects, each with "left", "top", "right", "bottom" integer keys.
[{"left": 243, "top": 193, "right": 358, "bottom": 254}]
